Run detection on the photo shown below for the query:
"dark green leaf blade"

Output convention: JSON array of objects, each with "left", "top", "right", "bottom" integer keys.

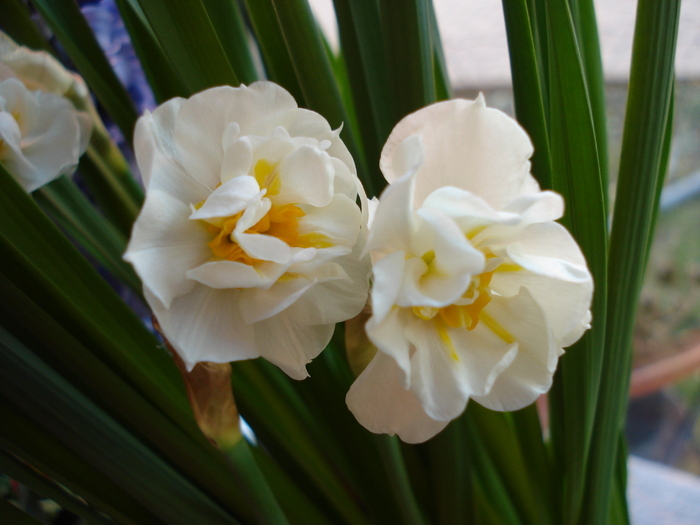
[{"left": 583, "top": 1, "right": 681, "bottom": 522}]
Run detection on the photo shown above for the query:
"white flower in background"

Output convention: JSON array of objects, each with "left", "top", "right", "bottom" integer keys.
[
  {"left": 0, "top": 78, "right": 91, "bottom": 192},
  {"left": 346, "top": 96, "right": 593, "bottom": 443},
  {"left": 125, "top": 82, "right": 370, "bottom": 377},
  {"left": 0, "top": 31, "right": 92, "bottom": 111}
]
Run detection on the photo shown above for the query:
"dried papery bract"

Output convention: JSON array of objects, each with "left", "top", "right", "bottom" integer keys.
[
  {"left": 346, "top": 97, "right": 593, "bottom": 443},
  {"left": 154, "top": 317, "right": 241, "bottom": 449}
]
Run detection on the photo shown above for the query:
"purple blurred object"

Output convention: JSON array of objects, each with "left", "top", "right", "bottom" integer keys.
[{"left": 81, "top": 0, "right": 155, "bottom": 117}]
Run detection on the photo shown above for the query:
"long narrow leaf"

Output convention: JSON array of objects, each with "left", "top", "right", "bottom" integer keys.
[
  {"left": 201, "top": 0, "right": 258, "bottom": 84},
  {"left": 0, "top": 330, "right": 242, "bottom": 525},
  {"left": 502, "top": 0, "right": 553, "bottom": 190},
  {"left": 31, "top": 0, "right": 139, "bottom": 144},
  {"left": 543, "top": 2, "right": 608, "bottom": 521},
  {"left": 134, "top": 0, "right": 239, "bottom": 94},
  {"left": 583, "top": 1, "right": 681, "bottom": 522}
]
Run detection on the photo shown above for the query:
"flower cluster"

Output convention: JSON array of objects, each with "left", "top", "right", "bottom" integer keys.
[
  {"left": 125, "top": 83, "right": 592, "bottom": 442},
  {"left": 0, "top": 32, "right": 92, "bottom": 192}
]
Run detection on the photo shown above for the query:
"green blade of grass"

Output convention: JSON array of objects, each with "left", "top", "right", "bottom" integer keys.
[
  {"left": 268, "top": 0, "right": 372, "bottom": 195},
  {"left": 34, "top": 176, "right": 142, "bottom": 296},
  {"left": 332, "top": 0, "right": 393, "bottom": 196},
  {"left": 543, "top": 1, "right": 608, "bottom": 522},
  {"left": 428, "top": 0, "right": 452, "bottom": 102},
  {"left": 115, "top": 0, "right": 189, "bottom": 103},
  {"left": 502, "top": 0, "right": 553, "bottom": 190},
  {"left": 582, "top": 1, "right": 681, "bottom": 523},
  {"left": 242, "top": 0, "right": 305, "bottom": 104},
  {"left": 201, "top": 0, "right": 258, "bottom": 85},
  {"left": 0, "top": 0, "right": 51, "bottom": 52},
  {"left": 569, "top": 0, "right": 609, "bottom": 210},
  {"left": 0, "top": 449, "right": 112, "bottom": 525},
  {"left": 0, "top": 330, "right": 242, "bottom": 525},
  {"left": 0, "top": 403, "right": 161, "bottom": 524},
  {"left": 133, "top": 0, "right": 239, "bottom": 94},
  {"left": 31, "top": 0, "right": 139, "bottom": 144},
  {"left": 378, "top": 0, "right": 435, "bottom": 121}
]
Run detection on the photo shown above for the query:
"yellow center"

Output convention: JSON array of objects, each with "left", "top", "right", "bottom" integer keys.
[
  {"left": 202, "top": 159, "right": 331, "bottom": 265},
  {"left": 411, "top": 252, "right": 521, "bottom": 361}
]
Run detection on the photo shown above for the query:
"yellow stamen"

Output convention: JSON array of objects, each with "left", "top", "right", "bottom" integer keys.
[
  {"left": 254, "top": 159, "right": 281, "bottom": 195},
  {"left": 479, "top": 311, "right": 515, "bottom": 344},
  {"left": 436, "top": 319, "right": 460, "bottom": 362}
]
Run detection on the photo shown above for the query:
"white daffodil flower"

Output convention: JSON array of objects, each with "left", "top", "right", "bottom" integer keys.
[
  {"left": 125, "top": 82, "right": 370, "bottom": 378},
  {"left": 346, "top": 96, "right": 593, "bottom": 443},
  {"left": 0, "top": 31, "right": 92, "bottom": 111},
  {"left": 0, "top": 78, "right": 91, "bottom": 192}
]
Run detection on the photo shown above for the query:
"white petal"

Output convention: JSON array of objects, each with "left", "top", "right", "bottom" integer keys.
[
  {"left": 366, "top": 306, "right": 413, "bottom": 385},
  {"left": 240, "top": 276, "right": 316, "bottom": 324},
  {"left": 134, "top": 99, "right": 212, "bottom": 204},
  {"left": 369, "top": 251, "right": 406, "bottom": 321},
  {"left": 298, "top": 193, "right": 361, "bottom": 248},
  {"left": 365, "top": 168, "right": 416, "bottom": 256},
  {"left": 186, "top": 260, "right": 286, "bottom": 290},
  {"left": 404, "top": 319, "right": 472, "bottom": 421},
  {"left": 276, "top": 145, "right": 334, "bottom": 207},
  {"left": 146, "top": 285, "right": 258, "bottom": 370},
  {"left": 422, "top": 186, "right": 520, "bottom": 232},
  {"left": 472, "top": 288, "right": 558, "bottom": 411},
  {"left": 502, "top": 191, "right": 564, "bottom": 223},
  {"left": 346, "top": 351, "right": 449, "bottom": 443},
  {"left": 395, "top": 208, "right": 484, "bottom": 307},
  {"left": 173, "top": 83, "right": 297, "bottom": 188},
  {"left": 286, "top": 244, "right": 370, "bottom": 325},
  {"left": 124, "top": 190, "right": 211, "bottom": 308},
  {"left": 253, "top": 311, "right": 335, "bottom": 380},
  {"left": 189, "top": 176, "right": 261, "bottom": 220},
  {"left": 220, "top": 136, "right": 252, "bottom": 183},
  {"left": 380, "top": 97, "right": 539, "bottom": 210}
]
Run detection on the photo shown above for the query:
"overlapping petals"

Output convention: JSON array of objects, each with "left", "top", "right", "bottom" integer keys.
[
  {"left": 125, "top": 82, "right": 370, "bottom": 377},
  {"left": 347, "top": 96, "right": 593, "bottom": 443},
  {"left": 0, "top": 78, "right": 91, "bottom": 192}
]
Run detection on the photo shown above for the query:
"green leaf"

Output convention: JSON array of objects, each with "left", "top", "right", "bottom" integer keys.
[
  {"left": 0, "top": 449, "right": 112, "bottom": 525},
  {"left": 267, "top": 0, "right": 373, "bottom": 196},
  {"left": 583, "top": 1, "right": 681, "bottom": 522},
  {"left": 0, "top": 403, "right": 160, "bottom": 524},
  {"left": 242, "top": 0, "right": 306, "bottom": 104},
  {"left": 201, "top": 0, "right": 258, "bottom": 85},
  {"left": 0, "top": 498, "right": 43, "bottom": 525},
  {"left": 425, "top": 419, "right": 473, "bottom": 524},
  {"left": 230, "top": 360, "right": 371, "bottom": 525},
  {"left": 467, "top": 405, "right": 551, "bottom": 525},
  {"left": 543, "top": 1, "right": 609, "bottom": 521},
  {"left": 502, "top": 0, "right": 553, "bottom": 190},
  {"left": 0, "top": 163, "right": 191, "bottom": 434},
  {"left": 31, "top": 0, "right": 139, "bottom": 144},
  {"left": 428, "top": 0, "right": 452, "bottom": 102},
  {"left": 0, "top": 273, "right": 257, "bottom": 523},
  {"left": 115, "top": 0, "right": 189, "bottom": 103},
  {"left": 378, "top": 0, "right": 435, "bottom": 120},
  {"left": 0, "top": 330, "right": 242, "bottom": 525},
  {"left": 568, "top": 0, "right": 609, "bottom": 210},
  {"left": 465, "top": 413, "right": 523, "bottom": 525},
  {"left": 134, "top": 0, "right": 239, "bottom": 95},
  {"left": 0, "top": 0, "right": 51, "bottom": 52},
  {"left": 33, "top": 176, "right": 142, "bottom": 296},
  {"left": 332, "top": 0, "right": 392, "bottom": 196},
  {"left": 81, "top": 145, "right": 143, "bottom": 238}
]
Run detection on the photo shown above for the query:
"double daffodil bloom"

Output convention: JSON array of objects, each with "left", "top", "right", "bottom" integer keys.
[
  {"left": 125, "top": 82, "right": 370, "bottom": 377},
  {"left": 346, "top": 96, "right": 593, "bottom": 443},
  {"left": 0, "top": 78, "right": 91, "bottom": 192}
]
